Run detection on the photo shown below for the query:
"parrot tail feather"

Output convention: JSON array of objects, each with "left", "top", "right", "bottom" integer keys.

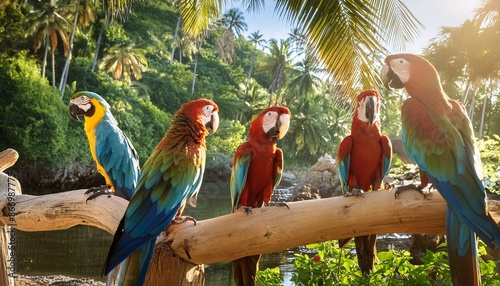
[
  {"left": 448, "top": 238, "right": 480, "bottom": 286},
  {"left": 233, "top": 254, "right": 261, "bottom": 286},
  {"left": 447, "top": 206, "right": 481, "bottom": 286},
  {"left": 338, "top": 238, "right": 353, "bottom": 249},
  {"left": 106, "top": 239, "right": 156, "bottom": 286},
  {"left": 354, "top": 235, "right": 378, "bottom": 275}
]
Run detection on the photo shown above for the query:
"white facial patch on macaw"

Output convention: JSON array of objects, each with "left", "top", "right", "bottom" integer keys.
[
  {"left": 262, "top": 111, "right": 279, "bottom": 134},
  {"left": 70, "top": 95, "right": 92, "bottom": 112},
  {"left": 357, "top": 96, "right": 380, "bottom": 123},
  {"left": 202, "top": 105, "right": 219, "bottom": 134},
  {"left": 389, "top": 58, "right": 411, "bottom": 84}
]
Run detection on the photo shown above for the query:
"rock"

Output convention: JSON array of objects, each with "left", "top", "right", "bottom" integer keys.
[
  {"left": 279, "top": 172, "right": 296, "bottom": 188},
  {"left": 290, "top": 185, "right": 321, "bottom": 201},
  {"left": 408, "top": 234, "right": 446, "bottom": 265},
  {"left": 291, "top": 154, "right": 342, "bottom": 201}
]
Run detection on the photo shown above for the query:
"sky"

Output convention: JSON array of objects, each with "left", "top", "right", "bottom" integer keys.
[{"left": 232, "top": 0, "right": 483, "bottom": 54}]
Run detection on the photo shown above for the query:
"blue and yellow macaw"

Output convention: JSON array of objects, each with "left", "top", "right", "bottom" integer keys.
[
  {"left": 69, "top": 91, "right": 140, "bottom": 201},
  {"left": 103, "top": 98, "right": 219, "bottom": 286},
  {"left": 381, "top": 53, "right": 500, "bottom": 286},
  {"left": 230, "top": 106, "right": 291, "bottom": 286}
]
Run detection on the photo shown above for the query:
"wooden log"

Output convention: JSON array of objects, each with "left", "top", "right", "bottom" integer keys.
[
  {"left": 0, "top": 149, "right": 18, "bottom": 173},
  {"left": 0, "top": 149, "right": 20, "bottom": 286},
  {"left": 1, "top": 188, "right": 500, "bottom": 265},
  {"left": 145, "top": 232, "right": 205, "bottom": 286},
  {"left": 0, "top": 189, "right": 127, "bottom": 234},
  {"left": 166, "top": 189, "right": 448, "bottom": 264}
]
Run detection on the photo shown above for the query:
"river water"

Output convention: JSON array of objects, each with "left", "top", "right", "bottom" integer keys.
[{"left": 15, "top": 182, "right": 299, "bottom": 285}]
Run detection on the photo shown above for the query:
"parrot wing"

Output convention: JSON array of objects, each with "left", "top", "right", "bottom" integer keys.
[
  {"left": 274, "top": 148, "right": 283, "bottom": 189},
  {"left": 95, "top": 120, "right": 140, "bottom": 200},
  {"left": 402, "top": 98, "right": 499, "bottom": 248},
  {"left": 337, "top": 135, "right": 353, "bottom": 194},
  {"left": 104, "top": 146, "right": 205, "bottom": 273},
  {"left": 381, "top": 135, "right": 392, "bottom": 180},
  {"left": 230, "top": 142, "right": 252, "bottom": 212}
]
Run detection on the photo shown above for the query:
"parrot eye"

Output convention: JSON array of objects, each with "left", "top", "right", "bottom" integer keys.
[{"left": 202, "top": 105, "right": 215, "bottom": 116}]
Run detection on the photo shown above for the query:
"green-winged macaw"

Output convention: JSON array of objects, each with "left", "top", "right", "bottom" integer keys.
[
  {"left": 230, "top": 106, "right": 291, "bottom": 286},
  {"left": 103, "top": 98, "right": 219, "bottom": 286},
  {"left": 337, "top": 89, "right": 392, "bottom": 275},
  {"left": 69, "top": 91, "right": 140, "bottom": 201},
  {"left": 381, "top": 53, "right": 500, "bottom": 286}
]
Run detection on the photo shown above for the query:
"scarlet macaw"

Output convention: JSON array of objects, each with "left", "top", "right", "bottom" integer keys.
[
  {"left": 337, "top": 90, "right": 392, "bottom": 274},
  {"left": 230, "top": 106, "right": 291, "bottom": 286},
  {"left": 381, "top": 53, "right": 500, "bottom": 286},
  {"left": 69, "top": 91, "right": 140, "bottom": 201},
  {"left": 103, "top": 98, "right": 219, "bottom": 286}
]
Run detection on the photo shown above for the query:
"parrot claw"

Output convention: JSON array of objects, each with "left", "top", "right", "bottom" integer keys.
[
  {"left": 84, "top": 185, "right": 114, "bottom": 202},
  {"left": 394, "top": 184, "right": 426, "bottom": 199},
  {"left": 267, "top": 201, "right": 290, "bottom": 209},
  {"left": 345, "top": 188, "right": 364, "bottom": 197},
  {"left": 239, "top": 206, "right": 253, "bottom": 215},
  {"left": 173, "top": 215, "right": 197, "bottom": 226}
]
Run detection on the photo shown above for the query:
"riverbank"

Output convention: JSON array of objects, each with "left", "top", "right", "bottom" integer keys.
[{"left": 15, "top": 275, "right": 104, "bottom": 286}]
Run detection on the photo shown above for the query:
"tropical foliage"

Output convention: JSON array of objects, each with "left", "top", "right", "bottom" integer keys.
[{"left": 282, "top": 240, "right": 499, "bottom": 286}]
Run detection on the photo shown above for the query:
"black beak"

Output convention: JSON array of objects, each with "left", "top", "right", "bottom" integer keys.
[
  {"left": 69, "top": 104, "right": 82, "bottom": 121},
  {"left": 266, "top": 121, "right": 281, "bottom": 141},
  {"left": 365, "top": 96, "right": 376, "bottom": 126},
  {"left": 381, "top": 65, "right": 404, "bottom": 90}
]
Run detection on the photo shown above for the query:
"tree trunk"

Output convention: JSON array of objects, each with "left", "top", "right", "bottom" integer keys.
[
  {"left": 51, "top": 49, "right": 56, "bottom": 87},
  {"left": 240, "top": 49, "right": 256, "bottom": 121},
  {"left": 479, "top": 92, "right": 489, "bottom": 139},
  {"left": 170, "top": 16, "right": 181, "bottom": 65},
  {"left": 92, "top": 29, "right": 103, "bottom": 71},
  {"left": 42, "top": 36, "right": 49, "bottom": 78},
  {"left": 461, "top": 79, "right": 472, "bottom": 103},
  {"left": 60, "top": 12, "right": 79, "bottom": 98},
  {"left": 191, "top": 52, "right": 198, "bottom": 95},
  {"left": 468, "top": 88, "right": 477, "bottom": 122}
]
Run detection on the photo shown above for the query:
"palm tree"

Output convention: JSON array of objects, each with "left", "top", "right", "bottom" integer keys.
[
  {"left": 215, "top": 8, "right": 247, "bottom": 64},
  {"left": 59, "top": 0, "right": 96, "bottom": 98},
  {"left": 91, "top": 0, "right": 142, "bottom": 71},
  {"left": 288, "top": 27, "right": 306, "bottom": 57},
  {"left": 98, "top": 42, "right": 147, "bottom": 83},
  {"left": 239, "top": 30, "right": 266, "bottom": 120},
  {"left": 176, "top": 0, "right": 422, "bottom": 101},
  {"left": 25, "top": 0, "right": 70, "bottom": 86},
  {"left": 425, "top": 19, "right": 498, "bottom": 121},
  {"left": 286, "top": 51, "right": 323, "bottom": 105},
  {"left": 170, "top": 15, "right": 182, "bottom": 65},
  {"left": 171, "top": 28, "right": 197, "bottom": 64},
  {"left": 258, "top": 38, "right": 292, "bottom": 106}
]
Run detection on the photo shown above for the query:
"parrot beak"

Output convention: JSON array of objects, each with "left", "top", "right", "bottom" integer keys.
[
  {"left": 365, "top": 96, "right": 377, "bottom": 126},
  {"left": 267, "top": 113, "right": 290, "bottom": 140},
  {"left": 380, "top": 64, "right": 404, "bottom": 90},
  {"left": 206, "top": 111, "right": 219, "bottom": 135},
  {"left": 69, "top": 103, "right": 82, "bottom": 121}
]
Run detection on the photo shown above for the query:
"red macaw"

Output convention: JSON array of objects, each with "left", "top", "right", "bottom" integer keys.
[
  {"left": 230, "top": 106, "right": 291, "bottom": 286},
  {"left": 103, "top": 98, "right": 219, "bottom": 286},
  {"left": 381, "top": 53, "right": 500, "bottom": 286},
  {"left": 337, "top": 89, "right": 392, "bottom": 275}
]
